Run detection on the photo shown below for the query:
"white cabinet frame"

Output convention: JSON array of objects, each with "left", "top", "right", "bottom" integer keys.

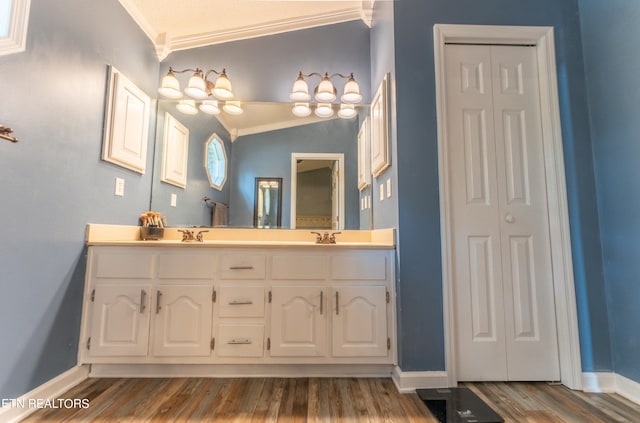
[{"left": 161, "top": 112, "right": 189, "bottom": 188}]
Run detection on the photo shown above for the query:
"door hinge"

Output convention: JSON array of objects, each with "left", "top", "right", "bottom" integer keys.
[
  {"left": 90, "top": 289, "right": 95, "bottom": 302},
  {"left": 387, "top": 337, "right": 391, "bottom": 351},
  {"left": 212, "top": 289, "right": 217, "bottom": 303},
  {"left": 267, "top": 337, "right": 271, "bottom": 351},
  {"left": 268, "top": 291, "right": 272, "bottom": 303},
  {"left": 386, "top": 289, "right": 390, "bottom": 304},
  {"left": 210, "top": 337, "right": 215, "bottom": 350},
  {"left": 86, "top": 337, "right": 91, "bottom": 350}
]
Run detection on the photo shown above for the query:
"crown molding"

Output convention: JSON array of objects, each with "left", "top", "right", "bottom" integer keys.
[{"left": 168, "top": 8, "right": 364, "bottom": 55}]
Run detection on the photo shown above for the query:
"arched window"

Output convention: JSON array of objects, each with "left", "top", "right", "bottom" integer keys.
[
  {"left": 0, "top": 0, "right": 30, "bottom": 56},
  {"left": 204, "top": 133, "right": 227, "bottom": 190}
]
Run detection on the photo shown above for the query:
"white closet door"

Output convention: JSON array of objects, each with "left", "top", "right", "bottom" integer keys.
[{"left": 446, "top": 44, "right": 560, "bottom": 381}]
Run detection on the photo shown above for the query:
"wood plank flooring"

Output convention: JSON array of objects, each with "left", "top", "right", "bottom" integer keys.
[{"left": 21, "top": 377, "right": 640, "bottom": 422}]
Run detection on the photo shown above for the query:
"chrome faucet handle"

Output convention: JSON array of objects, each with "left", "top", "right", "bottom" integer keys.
[
  {"left": 329, "top": 231, "right": 342, "bottom": 244},
  {"left": 196, "top": 230, "right": 209, "bottom": 242},
  {"left": 310, "top": 231, "right": 323, "bottom": 243}
]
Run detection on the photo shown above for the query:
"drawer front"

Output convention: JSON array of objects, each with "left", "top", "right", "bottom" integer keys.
[
  {"left": 330, "top": 253, "right": 387, "bottom": 280},
  {"left": 271, "top": 255, "right": 327, "bottom": 280},
  {"left": 218, "top": 285, "right": 265, "bottom": 317},
  {"left": 216, "top": 324, "right": 264, "bottom": 357},
  {"left": 220, "top": 254, "right": 266, "bottom": 279},
  {"left": 157, "top": 254, "right": 216, "bottom": 279},
  {"left": 95, "top": 252, "right": 154, "bottom": 279}
]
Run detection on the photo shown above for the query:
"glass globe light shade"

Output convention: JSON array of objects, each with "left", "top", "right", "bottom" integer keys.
[
  {"left": 223, "top": 100, "right": 243, "bottom": 115},
  {"left": 213, "top": 72, "right": 234, "bottom": 100},
  {"left": 341, "top": 75, "right": 362, "bottom": 104},
  {"left": 158, "top": 71, "right": 182, "bottom": 99},
  {"left": 176, "top": 99, "right": 198, "bottom": 115},
  {"left": 315, "top": 75, "right": 337, "bottom": 102},
  {"left": 292, "top": 102, "right": 311, "bottom": 117},
  {"left": 337, "top": 103, "right": 357, "bottom": 119},
  {"left": 184, "top": 72, "right": 208, "bottom": 99},
  {"left": 290, "top": 75, "right": 311, "bottom": 102},
  {"left": 199, "top": 100, "right": 220, "bottom": 115},
  {"left": 314, "top": 103, "right": 334, "bottom": 118}
]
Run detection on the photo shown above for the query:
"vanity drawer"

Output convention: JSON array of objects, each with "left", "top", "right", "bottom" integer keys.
[
  {"left": 271, "top": 255, "right": 327, "bottom": 280},
  {"left": 157, "top": 254, "right": 216, "bottom": 279},
  {"left": 95, "top": 252, "right": 154, "bottom": 279},
  {"left": 217, "top": 285, "right": 265, "bottom": 317},
  {"left": 216, "top": 324, "right": 264, "bottom": 357},
  {"left": 220, "top": 254, "right": 266, "bottom": 279},
  {"left": 330, "top": 252, "right": 387, "bottom": 280}
]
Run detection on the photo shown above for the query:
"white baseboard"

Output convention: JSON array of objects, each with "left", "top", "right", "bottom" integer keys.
[
  {"left": 90, "top": 363, "right": 395, "bottom": 378},
  {"left": 582, "top": 372, "right": 640, "bottom": 405},
  {"left": 391, "top": 367, "right": 450, "bottom": 393},
  {"left": 0, "top": 365, "right": 89, "bottom": 423}
]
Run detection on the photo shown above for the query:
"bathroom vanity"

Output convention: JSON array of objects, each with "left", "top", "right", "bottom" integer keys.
[{"left": 78, "top": 224, "right": 397, "bottom": 377}]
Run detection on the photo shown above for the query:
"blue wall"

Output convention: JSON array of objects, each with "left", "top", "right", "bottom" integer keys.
[
  {"left": 229, "top": 119, "right": 360, "bottom": 229},
  {"left": 151, "top": 101, "right": 232, "bottom": 227},
  {"left": 391, "top": 0, "right": 611, "bottom": 372},
  {"left": 0, "top": 0, "right": 158, "bottom": 398},
  {"left": 578, "top": 0, "right": 640, "bottom": 383}
]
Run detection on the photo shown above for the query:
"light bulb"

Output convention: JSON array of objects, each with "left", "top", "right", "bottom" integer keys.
[
  {"left": 199, "top": 100, "right": 220, "bottom": 115},
  {"left": 176, "top": 99, "right": 198, "bottom": 115},
  {"left": 158, "top": 70, "right": 182, "bottom": 99},
  {"left": 341, "top": 74, "right": 362, "bottom": 104},
  {"left": 213, "top": 71, "right": 233, "bottom": 100},
  {"left": 314, "top": 103, "right": 334, "bottom": 118},
  {"left": 292, "top": 102, "right": 311, "bottom": 117},
  {"left": 338, "top": 103, "right": 357, "bottom": 119},
  {"left": 223, "top": 100, "right": 243, "bottom": 115},
  {"left": 290, "top": 73, "right": 311, "bottom": 102}
]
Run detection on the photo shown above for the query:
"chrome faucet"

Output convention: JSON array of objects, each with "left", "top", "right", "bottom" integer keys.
[
  {"left": 311, "top": 231, "right": 342, "bottom": 244},
  {"left": 178, "top": 229, "right": 195, "bottom": 242},
  {"left": 178, "top": 229, "right": 209, "bottom": 242}
]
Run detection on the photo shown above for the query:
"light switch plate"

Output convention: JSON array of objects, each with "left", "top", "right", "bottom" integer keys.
[
  {"left": 379, "top": 183, "right": 384, "bottom": 201},
  {"left": 115, "top": 177, "right": 125, "bottom": 196},
  {"left": 386, "top": 178, "right": 392, "bottom": 198},
  {"left": 171, "top": 193, "right": 177, "bottom": 207}
]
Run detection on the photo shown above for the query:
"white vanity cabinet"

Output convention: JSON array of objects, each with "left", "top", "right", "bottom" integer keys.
[{"left": 79, "top": 244, "right": 396, "bottom": 371}]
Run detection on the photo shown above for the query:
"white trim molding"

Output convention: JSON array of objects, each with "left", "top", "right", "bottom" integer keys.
[
  {"left": 433, "top": 24, "right": 582, "bottom": 390},
  {"left": 582, "top": 372, "right": 640, "bottom": 405},
  {"left": 0, "top": 365, "right": 89, "bottom": 423},
  {"left": 0, "top": 0, "right": 31, "bottom": 56},
  {"left": 391, "top": 367, "right": 449, "bottom": 393}
]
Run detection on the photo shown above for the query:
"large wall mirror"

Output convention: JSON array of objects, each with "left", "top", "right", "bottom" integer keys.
[{"left": 150, "top": 100, "right": 372, "bottom": 230}]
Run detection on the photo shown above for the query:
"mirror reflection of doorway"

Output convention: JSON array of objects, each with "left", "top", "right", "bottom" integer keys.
[
  {"left": 253, "top": 177, "right": 282, "bottom": 228},
  {"left": 290, "top": 153, "right": 344, "bottom": 230}
]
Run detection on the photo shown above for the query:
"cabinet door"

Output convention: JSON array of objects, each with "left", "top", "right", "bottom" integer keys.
[
  {"left": 270, "top": 286, "right": 327, "bottom": 357},
  {"left": 89, "top": 284, "right": 151, "bottom": 357},
  {"left": 332, "top": 285, "right": 388, "bottom": 357},
  {"left": 152, "top": 285, "right": 214, "bottom": 356}
]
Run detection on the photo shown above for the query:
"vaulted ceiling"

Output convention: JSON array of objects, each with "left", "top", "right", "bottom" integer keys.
[{"left": 119, "top": 0, "right": 374, "bottom": 60}]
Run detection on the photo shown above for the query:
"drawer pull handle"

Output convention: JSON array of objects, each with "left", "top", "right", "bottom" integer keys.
[
  {"left": 335, "top": 291, "right": 339, "bottom": 315},
  {"left": 229, "top": 300, "right": 253, "bottom": 305},
  {"left": 228, "top": 338, "right": 252, "bottom": 345},
  {"left": 140, "top": 290, "right": 146, "bottom": 314},
  {"left": 156, "top": 291, "right": 162, "bottom": 314},
  {"left": 229, "top": 266, "right": 254, "bottom": 270},
  {"left": 320, "top": 291, "right": 323, "bottom": 315}
]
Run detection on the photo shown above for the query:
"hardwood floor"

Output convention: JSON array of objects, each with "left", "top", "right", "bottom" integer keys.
[{"left": 21, "top": 378, "right": 640, "bottom": 422}]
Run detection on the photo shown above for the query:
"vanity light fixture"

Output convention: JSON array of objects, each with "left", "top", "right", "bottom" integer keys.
[
  {"left": 159, "top": 67, "right": 241, "bottom": 115},
  {"left": 289, "top": 71, "right": 362, "bottom": 119}
]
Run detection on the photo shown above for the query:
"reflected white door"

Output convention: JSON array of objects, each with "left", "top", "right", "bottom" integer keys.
[{"left": 445, "top": 44, "right": 560, "bottom": 381}]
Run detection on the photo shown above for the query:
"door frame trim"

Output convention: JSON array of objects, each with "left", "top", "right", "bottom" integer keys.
[
  {"left": 433, "top": 24, "right": 582, "bottom": 389},
  {"left": 290, "top": 152, "right": 345, "bottom": 230}
]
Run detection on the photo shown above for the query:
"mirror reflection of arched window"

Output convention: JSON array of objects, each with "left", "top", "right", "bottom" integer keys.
[{"left": 204, "top": 133, "right": 227, "bottom": 190}]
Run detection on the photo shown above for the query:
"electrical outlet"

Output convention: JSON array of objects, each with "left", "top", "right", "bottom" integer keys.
[
  {"left": 171, "top": 193, "right": 177, "bottom": 207},
  {"left": 386, "top": 178, "right": 392, "bottom": 198},
  {"left": 115, "top": 177, "right": 125, "bottom": 196}
]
